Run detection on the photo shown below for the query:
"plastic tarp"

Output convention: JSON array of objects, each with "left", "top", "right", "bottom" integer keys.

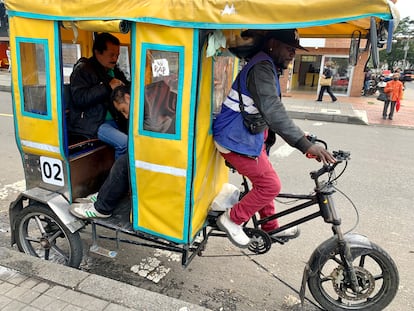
[{"left": 5, "top": 0, "right": 398, "bottom": 37}]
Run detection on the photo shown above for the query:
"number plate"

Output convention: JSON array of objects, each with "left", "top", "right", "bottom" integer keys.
[{"left": 40, "top": 156, "right": 64, "bottom": 186}]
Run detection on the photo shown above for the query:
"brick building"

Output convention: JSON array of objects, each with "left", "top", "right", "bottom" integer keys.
[{"left": 280, "top": 38, "right": 370, "bottom": 98}]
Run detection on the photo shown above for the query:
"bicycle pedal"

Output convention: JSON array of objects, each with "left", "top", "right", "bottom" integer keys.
[{"left": 89, "top": 245, "right": 117, "bottom": 258}]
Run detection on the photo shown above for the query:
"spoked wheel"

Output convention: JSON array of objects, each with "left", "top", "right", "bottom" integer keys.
[
  {"left": 308, "top": 243, "right": 399, "bottom": 311},
  {"left": 244, "top": 228, "right": 272, "bottom": 254},
  {"left": 15, "top": 204, "right": 83, "bottom": 268}
]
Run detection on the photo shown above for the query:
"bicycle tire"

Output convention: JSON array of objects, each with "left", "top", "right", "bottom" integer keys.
[{"left": 308, "top": 241, "right": 399, "bottom": 311}]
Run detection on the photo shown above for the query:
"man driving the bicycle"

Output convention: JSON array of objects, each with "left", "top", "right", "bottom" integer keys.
[{"left": 213, "top": 29, "right": 336, "bottom": 248}]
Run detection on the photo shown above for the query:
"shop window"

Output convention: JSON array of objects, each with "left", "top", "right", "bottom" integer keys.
[
  {"left": 141, "top": 45, "right": 182, "bottom": 137},
  {"left": 323, "top": 56, "right": 352, "bottom": 95},
  {"left": 17, "top": 39, "right": 51, "bottom": 119}
]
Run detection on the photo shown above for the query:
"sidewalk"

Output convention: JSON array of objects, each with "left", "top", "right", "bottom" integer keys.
[
  {"left": 283, "top": 88, "right": 414, "bottom": 129},
  {"left": 0, "top": 247, "right": 209, "bottom": 311}
]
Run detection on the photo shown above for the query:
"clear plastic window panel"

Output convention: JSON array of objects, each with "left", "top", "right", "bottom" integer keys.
[
  {"left": 143, "top": 49, "right": 178, "bottom": 134},
  {"left": 213, "top": 56, "right": 235, "bottom": 115},
  {"left": 20, "top": 42, "right": 48, "bottom": 115}
]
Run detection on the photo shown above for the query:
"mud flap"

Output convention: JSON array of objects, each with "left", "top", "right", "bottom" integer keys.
[{"left": 9, "top": 187, "right": 85, "bottom": 245}]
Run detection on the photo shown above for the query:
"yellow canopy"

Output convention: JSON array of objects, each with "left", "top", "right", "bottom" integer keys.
[{"left": 5, "top": 0, "right": 399, "bottom": 38}]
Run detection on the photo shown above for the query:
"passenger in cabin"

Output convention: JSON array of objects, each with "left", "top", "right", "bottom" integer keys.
[
  {"left": 68, "top": 32, "right": 130, "bottom": 159},
  {"left": 111, "top": 85, "right": 130, "bottom": 120},
  {"left": 70, "top": 86, "right": 131, "bottom": 219}
]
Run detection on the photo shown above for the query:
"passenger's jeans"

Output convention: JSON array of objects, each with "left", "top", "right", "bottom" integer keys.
[
  {"left": 95, "top": 154, "right": 129, "bottom": 215},
  {"left": 220, "top": 146, "right": 281, "bottom": 232},
  {"left": 382, "top": 100, "right": 396, "bottom": 119},
  {"left": 97, "top": 120, "right": 127, "bottom": 159}
]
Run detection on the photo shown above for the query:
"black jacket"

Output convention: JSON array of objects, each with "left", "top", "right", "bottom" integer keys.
[
  {"left": 247, "top": 61, "right": 312, "bottom": 153},
  {"left": 68, "top": 57, "right": 130, "bottom": 138}
]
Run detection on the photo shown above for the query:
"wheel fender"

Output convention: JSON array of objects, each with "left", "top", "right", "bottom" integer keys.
[
  {"left": 9, "top": 188, "right": 85, "bottom": 246},
  {"left": 299, "top": 233, "right": 373, "bottom": 304}
]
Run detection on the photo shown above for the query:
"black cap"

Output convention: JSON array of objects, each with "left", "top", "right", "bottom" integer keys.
[{"left": 265, "top": 29, "right": 308, "bottom": 51}]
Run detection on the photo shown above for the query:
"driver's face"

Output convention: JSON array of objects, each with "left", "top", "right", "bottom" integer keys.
[{"left": 266, "top": 39, "right": 296, "bottom": 69}]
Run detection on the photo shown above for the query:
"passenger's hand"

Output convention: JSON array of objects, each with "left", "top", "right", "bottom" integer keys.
[
  {"left": 305, "top": 144, "right": 336, "bottom": 164},
  {"left": 110, "top": 78, "right": 124, "bottom": 90}
]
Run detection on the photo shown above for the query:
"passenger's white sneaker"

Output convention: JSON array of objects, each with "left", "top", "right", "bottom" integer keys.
[
  {"left": 217, "top": 210, "right": 250, "bottom": 248},
  {"left": 74, "top": 192, "right": 98, "bottom": 203},
  {"left": 69, "top": 203, "right": 111, "bottom": 219},
  {"left": 271, "top": 226, "right": 300, "bottom": 240}
]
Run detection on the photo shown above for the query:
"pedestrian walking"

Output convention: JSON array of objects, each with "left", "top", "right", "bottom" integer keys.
[
  {"left": 316, "top": 63, "right": 337, "bottom": 102},
  {"left": 6, "top": 46, "right": 11, "bottom": 72}
]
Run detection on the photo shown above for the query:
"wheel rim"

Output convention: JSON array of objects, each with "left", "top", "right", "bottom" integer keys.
[
  {"left": 314, "top": 250, "right": 395, "bottom": 309},
  {"left": 18, "top": 212, "right": 73, "bottom": 265}
]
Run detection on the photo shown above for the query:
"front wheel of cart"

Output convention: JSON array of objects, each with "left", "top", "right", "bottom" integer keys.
[
  {"left": 15, "top": 204, "right": 83, "bottom": 268},
  {"left": 307, "top": 242, "right": 399, "bottom": 311}
]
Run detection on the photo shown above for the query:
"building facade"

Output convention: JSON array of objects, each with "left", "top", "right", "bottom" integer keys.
[{"left": 280, "top": 38, "right": 370, "bottom": 97}]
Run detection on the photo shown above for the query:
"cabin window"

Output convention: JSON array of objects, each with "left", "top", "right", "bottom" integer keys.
[
  {"left": 119, "top": 45, "right": 131, "bottom": 81},
  {"left": 62, "top": 43, "right": 81, "bottom": 84},
  {"left": 17, "top": 39, "right": 51, "bottom": 119},
  {"left": 212, "top": 55, "right": 235, "bottom": 115},
  {"left": 141, "top": 45, "right": 183, "bottom": 138}
]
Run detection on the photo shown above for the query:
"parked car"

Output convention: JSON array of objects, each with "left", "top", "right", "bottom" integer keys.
[{"left": 402, "top": 69, "right": 414, "bottom": 82}]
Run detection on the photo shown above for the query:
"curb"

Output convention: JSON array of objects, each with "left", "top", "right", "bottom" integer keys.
[
  {"left": 0, "top": 85, "right": 11, "bottom": 92},
  {"left": 0, "top": 247, "right": 211, "bottom": 311},
  {"left": 287, "top": 111, "right": 368, "bottom": 125}
]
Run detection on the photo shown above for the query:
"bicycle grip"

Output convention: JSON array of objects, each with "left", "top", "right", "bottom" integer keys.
[{"left": 306, "top": 153, "right": 318, "bottom": 159}]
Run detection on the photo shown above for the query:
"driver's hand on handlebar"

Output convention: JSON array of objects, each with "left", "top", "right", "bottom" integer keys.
[{"left": 305, "top": 144, "right": 336, "bottom": 164}]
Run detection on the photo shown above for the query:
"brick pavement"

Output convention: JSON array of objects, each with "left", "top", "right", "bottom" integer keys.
[{"left": 287, "top": 84, "right": 414, "bottom": 129}]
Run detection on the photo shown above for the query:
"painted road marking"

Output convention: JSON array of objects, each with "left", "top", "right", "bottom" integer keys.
[
  {"left": 271, "top": 143, "right": 295, "bottom": 158},
  {"left": 0, "top": 180, "right": 25, "bottom": 200}
]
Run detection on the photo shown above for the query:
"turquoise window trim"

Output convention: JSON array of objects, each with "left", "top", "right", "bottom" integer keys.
[
  {"left": 16, "top": 37, "right": 52, "bottom": 121},
  {"left": 53, "top": 21, "right": 73, "bottom": 201},
  {"left": 129, "top": 23, "right": 139, "bottom": 230},
  {"left": 138, "top": 43, "right": 184, "bottom": 140},
  {"left": 184, "top": 28, "right": 200, "bottom": 243}
]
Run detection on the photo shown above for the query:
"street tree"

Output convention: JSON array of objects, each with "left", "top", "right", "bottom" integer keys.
[{"left": 380, "top": 17, "right": 414, "bottom": 70}]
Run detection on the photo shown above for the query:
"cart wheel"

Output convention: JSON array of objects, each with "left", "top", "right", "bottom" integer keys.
[
  {"left": 15, "top": 204, "right": 83, "bottom": 268},
  {"left": 244, "top": 228, "right": 272, "bottom": 254}
]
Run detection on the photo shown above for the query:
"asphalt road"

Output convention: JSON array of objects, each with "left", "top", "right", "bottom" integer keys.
[{"left": 0, "top": 90, "right": 413, "bottom": 310}]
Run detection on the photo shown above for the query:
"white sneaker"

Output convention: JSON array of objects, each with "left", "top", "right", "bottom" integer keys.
[
  {"left": 217, "top": 210, "right": 250, "bottom": 248},
  {"left": 271, "top": 226, "right": 300, "bottom": 240},
  {"left": 74, "top": 192, "right": 98, "bottom": 203},
  {"left": 69, "top": 203, "right": 111, "bottom": 219}
]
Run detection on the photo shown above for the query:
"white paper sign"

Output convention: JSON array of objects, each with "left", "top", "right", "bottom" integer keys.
[{"left": 152, "top": 58, "right": 170, "bottom": 77}]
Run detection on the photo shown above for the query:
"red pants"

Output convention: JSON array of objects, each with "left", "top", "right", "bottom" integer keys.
[{"left": 221, "top": 147, "right": 281, "bottom": 231}]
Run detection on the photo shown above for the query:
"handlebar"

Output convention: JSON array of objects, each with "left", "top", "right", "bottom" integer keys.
[
  {"left": 305, "top": 134, "right": 328, "bottom": 159},
  {"left": 310, "top": 150, "right": 351, "bottom": 180},
  {"left": 305, "top": 134, "right": 351, "bottom": 180}
]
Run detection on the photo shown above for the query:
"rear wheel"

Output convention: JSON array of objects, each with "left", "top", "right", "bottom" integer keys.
[
  {"left": 15, "top": 204, "right": 83, "bottom": 268},
  {"left": 308, "top": 242, "right": 399, "bottom": 311}
]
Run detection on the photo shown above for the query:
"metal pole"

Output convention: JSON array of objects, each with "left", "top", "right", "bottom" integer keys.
[{"left": 403, "top": 38, "right": 409, "bottom": 69}]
